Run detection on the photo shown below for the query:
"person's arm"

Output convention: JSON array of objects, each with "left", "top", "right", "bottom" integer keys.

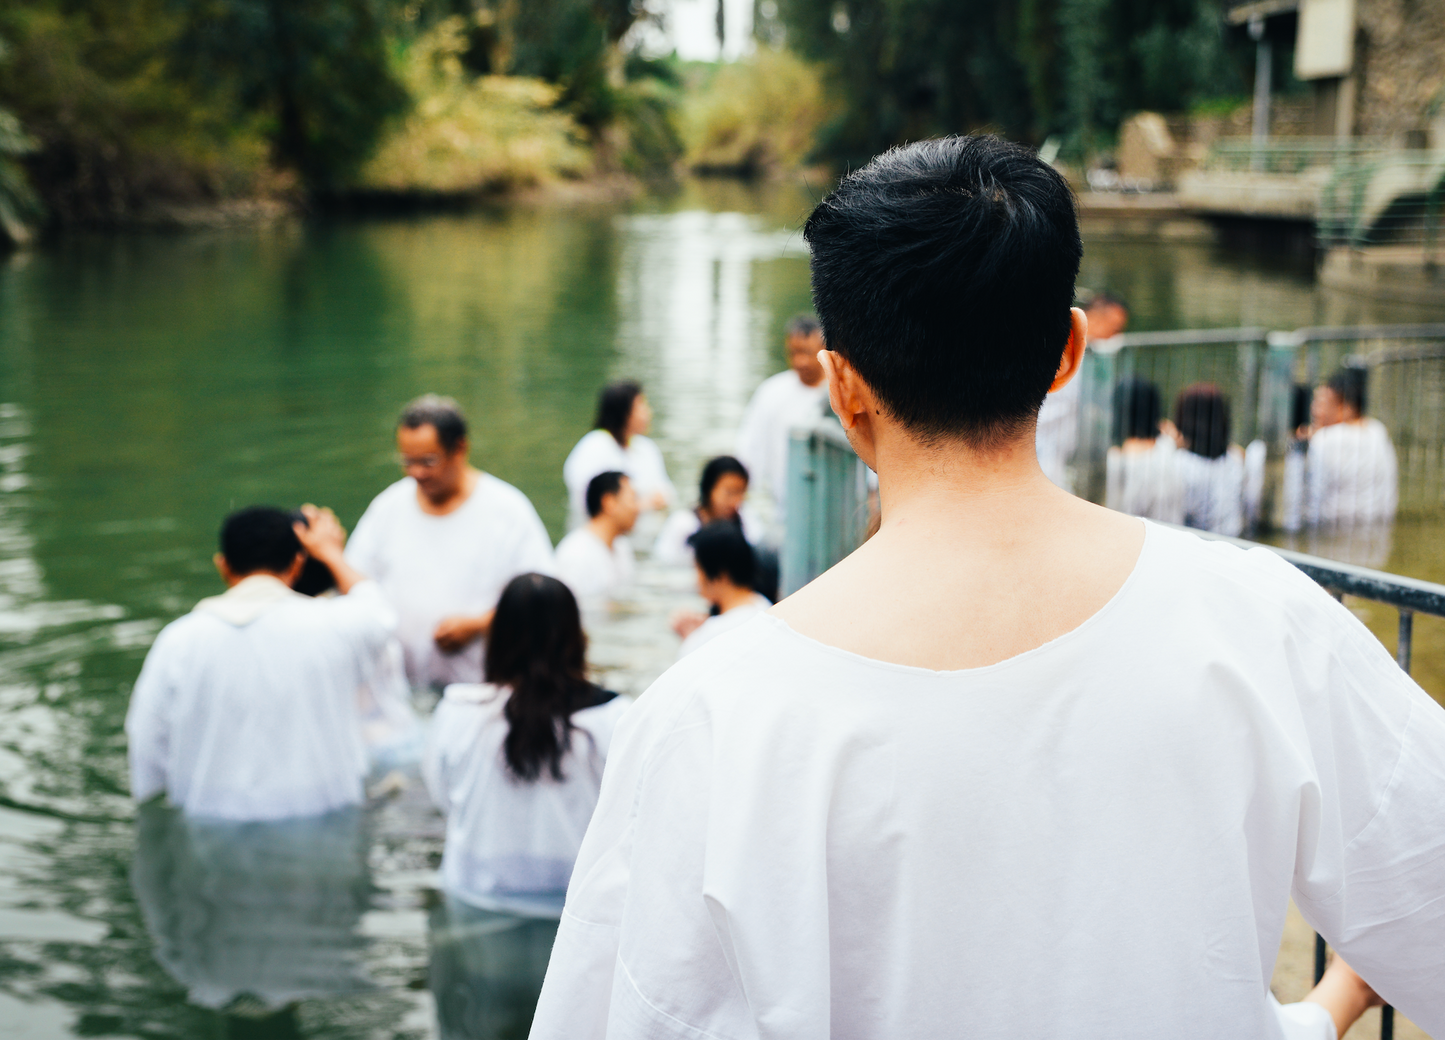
[
  {"left": 434, "top": 611, "right": 493, "bottom": 652},
  {"left": 125, "top": 629, "right": 177, "bottom": 804}
]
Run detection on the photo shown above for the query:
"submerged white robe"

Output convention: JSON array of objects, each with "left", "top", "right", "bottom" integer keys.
[
  {"left": 1178, "top": 446, "right": 1246, "bottom": 536},
  {"left": 1306, "top": 418, "right": 1398, "bottom": 528},
  {"left": 346, "top": 474, "right": 555, "bottom": 690},
  {"left": 563, "top": 430, "right": 676, "bottom": 530},
  {"left": 127, "top": 575, "right": 395, "bottom": 821},
  {"left": 734, "top": 370, "right": 828, "bottom": 518},
  {"left": 1105, "top": 438, "right": 1183, "bottom": 523},
  {"left": 554, "top": 528, "right": 635, "bottom": 606},
  {"left": 531, "top": 523, "right": 1445, "bottom": 1040},
  {"left": 423, "top": 683, "right": 631, "bottom": 916}
]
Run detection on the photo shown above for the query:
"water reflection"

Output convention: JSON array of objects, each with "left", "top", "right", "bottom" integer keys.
[
  {"left": 428, "top": 900, "right": 557, "bottom": 1040},
  {"left": 131, "top": 803, "right": 373, "bottom": 1012}
]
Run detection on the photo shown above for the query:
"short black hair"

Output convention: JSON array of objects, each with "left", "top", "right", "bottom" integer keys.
[
  {"left": 1112, "top": 378, "right": 1161, "bottom": 443},
  {"left": 220, "top": 506, "right": 302, "bottom": 577},
  {"left": 585, "top": 470, "right": 627, "bottom": 518},
  {"left": 1084, "top": 289, "right": 1129, "bottom": 314},
  {"left": 1291, "top": 384, "right": 1313, "bottom": 431},
  {"left": 785, "top": 314, "right": 821, "bottom": 339},
  {"left": 399, "top": 394, "right": 468, "bottom": 453},
  {"left": 803, "top": 134, "right": 1082, "bottom": 444},
  {"left": 699, "top": 455, "right": 749, "bottom": 509},
  {"left": 1327, "top": 366, "right": 1367, "bottom": 415},
  {"left": 688, "top": 521, "right": 755, "bottom": 589},
  {"left": 1175, "top": 383, "right": 1231, "bottom": 460},
  {"left": 595, "top": 381, "right": 643, "bottom": 446}
]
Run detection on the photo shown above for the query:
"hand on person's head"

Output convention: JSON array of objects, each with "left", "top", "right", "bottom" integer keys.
[{"left": 293, "top": 504, "right": 347, "bottom": 559}]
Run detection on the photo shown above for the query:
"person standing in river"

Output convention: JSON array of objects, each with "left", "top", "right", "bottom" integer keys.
[
  {"left": 346, "top": 395, "right": 555, "bottom": 691},
  {"left": 530, "top": 135, "right": 1442, "bottom": 1040}
]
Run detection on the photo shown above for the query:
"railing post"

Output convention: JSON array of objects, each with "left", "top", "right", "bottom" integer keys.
[
  {"left": 782, "top": 427, "right": 817, "bottom": 598},
  {"left": 1075, "top": 336, "right": 1120, "bottom": 505}
]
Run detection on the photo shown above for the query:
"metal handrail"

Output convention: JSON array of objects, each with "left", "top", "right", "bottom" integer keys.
[
  {"left": 1179, "top": 525, "right": 1433, "bottom": 1039},
  {"left": 1091, "top": 327, "right": 1267, "bottom": 354}
]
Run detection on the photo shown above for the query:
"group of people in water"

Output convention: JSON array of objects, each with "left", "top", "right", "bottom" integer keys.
[{"left": 123, "top": 135, "right": 1444, "bottom": 1040}]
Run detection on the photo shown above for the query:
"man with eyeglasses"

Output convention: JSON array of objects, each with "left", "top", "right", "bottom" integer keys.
[{"left": 346, "top": 394, "right": 555, "bottom": 690}]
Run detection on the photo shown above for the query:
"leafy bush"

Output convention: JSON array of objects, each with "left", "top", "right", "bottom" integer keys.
[{"left": 358, "top": 17, "right": 590, "bottom": 193}]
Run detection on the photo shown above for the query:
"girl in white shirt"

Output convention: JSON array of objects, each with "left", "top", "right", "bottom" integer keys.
[
  {"left": 422, "top": 573, "right": 629, "bottom": 916},
  {"left": 653, "top": 455, "right": 761, "bottom": 566},
  {"left": 562, "top": 381, "right": 676, "bottom": 529}
]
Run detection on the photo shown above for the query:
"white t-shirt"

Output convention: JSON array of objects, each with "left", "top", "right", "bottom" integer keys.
[
  {"left": 1035, "top": 375, "right": 1081, "bottom": 491},
  {"left": 346, "top": 474, "right": 555, "bottom": 690},
  {"left": 1105, "top": 438, "right": 1183, "bottom": 523},
  {"left": 126, "top": 576, "right": 395, "bottom": 821},
  {"left": 652, "top": 508, "right": 762, "bottom": 567},
  {"left": 531, "top": 523, "right": 1445, "bottom": 1040},
  {"left": 735, "top": 370, "right": 828, "bottom": 512},
  {"left": 1178, "top": 447, "right": 1246, "bottom": 536},
  {"left": 677, "top": 593, "right": 772, "bottom": 659},
  {"left": 554, "top": 527, "right": 635, "bottom": 606},
  {"left": 1306, "top": 418, "right": 1398, "bottom": 527},
  {"left": 563, "top": 430, "right": 676, "bottom": 530},
  {"left": 423, "top": 683, "right": 631, "bottom": 916}
]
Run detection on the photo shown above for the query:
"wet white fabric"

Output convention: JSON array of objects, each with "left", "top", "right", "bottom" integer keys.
[
  {"left": 734, "top": 370, "right": 828, "bottom": 517},
  {"left": 423, "top": 683, "right": 631, "bottom": 916},
  {"left": 1306, "top": 418, "right": 1398, "bottom": 527},
  {"left": 1035, "top": 375, "right": 1081, "bottom": 490},
  {"left": 530, "top": 523, "right": 1445, "bottom": 1040},
  {"left": 346, "top": 474, "right": 555, "bottom": 689},
  {"left": 554, "top": 528, "right": 635, "bottom": 606},
  {"left": 1178, "top": 446, "right": 1246, "bottom": 536},
  {"left": 563, "top": 430, "right": 676, "bottom": 530},
  {"left": 1105, "top": 438, "right": 1183, "bottom": 523},
  {"left": 677, "top": 593, "right": 772, "bottom": 659},
  {"left": 127, "top": 576, "right": 395, "bottom": 821},
  {"left": 652, "top": 508, "right": 762, "bottom": 567}
]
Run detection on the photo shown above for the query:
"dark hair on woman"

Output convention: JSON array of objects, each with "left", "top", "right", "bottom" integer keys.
[
  {"left": 688, "top": 522, "right": 756, "bottom": 589},
  {"left": 1174, "top": 383, "right": 1231, "bottom": 460},
  {"left": 220, "top": 506, "right": 302, "bottom": 576},
  {"left": 484, "top": 573, "right": 595, "bottom": 783},
  {"left": 1327, "top": 366, "right": 1367, "bottom": 416},
  {"left": 595, "top": 381, "right": 643, "bottom": 446},
  {"left": 698, "top": 455, "right": 749, "bottom": 513},
  {"left": 803, "top": 134, "right": 1082, "bottom": 446},
  {"left": 1112, "top": 378, "right": 1161, "bottom": 443},
  {"left": 1290, "top": 384, "right": 1313, "bottom": 432},
  {"left": 398, "top": 394, "right": 468, "bottom": 453}
]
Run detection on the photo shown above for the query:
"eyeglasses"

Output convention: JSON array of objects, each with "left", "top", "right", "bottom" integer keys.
[{"left": 395, "top": 453, "right": 445, "bottom": 470}]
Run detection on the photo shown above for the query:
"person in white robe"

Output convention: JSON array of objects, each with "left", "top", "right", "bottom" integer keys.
[
  {"left": 346, "top": 395, "right": 554, "bottom": 690},
  {"left": 1037, "top": 291, "right": 1129, "bottom": 490},
  {"left": 563, "top": 382, "right": 675, "bottom": 530},
  {"left": 1305, "top": 368, "right": 1399, "bottom": 529},
  {"left": 1170, "top": 382, "right": 1247, "bottom": 537},
  {"left": 674, "top": 522, "right": 772, "bottom": 658},
  {"left": 127, "top": 505, "right": 394, "bottom": 822},
  {"left": 532, "top": 138, "right": 1438, "bottom": 1040},
  {"left": 653, "top": 455, "right": 761, "bottom": 566},
  {"left": 423, "top": 574, "right": 630, "bottom": 917},
  {"left": 554, "top": 471, "right": 639, "bottom": 609},
  {"left": 1104, "top": 377, "right": 1183, "bottom": 523},
  {"left": 734, "top": 316, "right": 829, "bottom": 537}
]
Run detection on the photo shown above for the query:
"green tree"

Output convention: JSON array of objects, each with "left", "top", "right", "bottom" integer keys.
[{"left": 171, "top": 0, "right": 410, "bottom": 190}]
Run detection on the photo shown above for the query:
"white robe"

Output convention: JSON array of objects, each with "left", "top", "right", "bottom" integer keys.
[
  {"left": 1105, "top": 439, "right": 1184, "bottom": 523},
  {"left": 531, "top": 523, "right": 1445, "bottom": 1040},
  {"left": 423, "top": 683, "right": 631, "bottom": 917},
  {"left": 1306, "top": 418, "right": 1399, "bottom": 528},
  {"left": 126, "top": 576, "right": 395, "bottom": 821},
  {"left": 734, "top": 370, "right": 828, "bottom": 516},
  {"left": 1178, "top": 447, "right": 1246, "bottom": 536},
  {"left": 554, "top": 528, "right": 635, "bottom": 606},
  {"left": 562, "top": 430, "right": 676, "bottom": 530},
  {"left": 652, "top": 507, "right": 763, "bottom": 567},
  {"left": 345, "top": 474, "right": 555, "bottom": 690},
  {"left": 677, "top": 593, "right": 772, "bottom": 659}
]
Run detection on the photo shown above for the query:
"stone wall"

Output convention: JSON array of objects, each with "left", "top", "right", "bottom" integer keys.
[{"left": 1354, "top": 0, "right": 1445, "bottom": 138}]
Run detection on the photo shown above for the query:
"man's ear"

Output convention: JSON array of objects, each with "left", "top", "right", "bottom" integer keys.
[
  {"left": 214, "top": 553, "right": 238, "bottom": 587},
  {"left": 1049, "top": 307, "right": 1089, "bottom": 394},
  {"left": 820, "top": 350, "right": 869, "bottom": 431}
]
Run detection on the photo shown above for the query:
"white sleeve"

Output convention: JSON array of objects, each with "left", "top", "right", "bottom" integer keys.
[
  {"left": 344, "top": 495, "right": 387, "bottom": 577},
  {"left": 125, "top": 625, "right": 180, "bottom": 804},
  {"left": 1290, "top": 592, "right": 1445, "bottom": 1034},
  {"left": 326, "top": 579, "right": 398, "bottom": 657}
]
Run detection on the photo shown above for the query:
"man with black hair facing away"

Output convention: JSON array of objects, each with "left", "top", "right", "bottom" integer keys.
[
  {"left": 127, "top": 505, "right": 394, "bottom": 821},
  {"left": 346, "top": 394, "right": 554, "bottom": 690},
  {"left": 554, "top": 471, "right": 640, "bottom": 608},
  {"left": 674, "top": 522, "right": 771, "bottom": 659},
  {"left": 531, "top": 136, "right": 1444, "bottom": 1040}
]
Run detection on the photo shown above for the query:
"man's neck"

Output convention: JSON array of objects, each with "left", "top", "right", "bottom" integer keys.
[
  {"left": 713, "top": 582, "right": 757, "bottom": 613},
  {"left": 587, "top": 515, "right": 621, "bottom": 549},
  {"left": 417, "top": 466, "right": 480, "bottom": 516}
]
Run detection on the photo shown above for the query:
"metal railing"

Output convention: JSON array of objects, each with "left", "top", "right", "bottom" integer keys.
[
  {"left": 1203, "top": 137, "right": 1391, "bottom": 175},
  {"left": 780, "top": 416, "right": 872, "bottom": 597},
  {"left": 1184, "top": 527, "right": 1445, "bottom": 1040},
  {"left": 1317, "top": 151, "right": 1445, "bottom": 257}
]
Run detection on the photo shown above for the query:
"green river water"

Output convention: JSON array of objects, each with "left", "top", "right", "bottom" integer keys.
[{"left": 0, "top": 178, "right": 1442, "bottom": 1039}]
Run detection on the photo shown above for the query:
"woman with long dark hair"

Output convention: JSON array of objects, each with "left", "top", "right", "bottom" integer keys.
[
  {"left": 422, "top": 573, "right": 628, "bottom": 915},
  {"left": 562, "top": 381, "right": 676, "bottom": 529},
  {"left": 653, "top": 455, "right": 760, "bottom": 566}
]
